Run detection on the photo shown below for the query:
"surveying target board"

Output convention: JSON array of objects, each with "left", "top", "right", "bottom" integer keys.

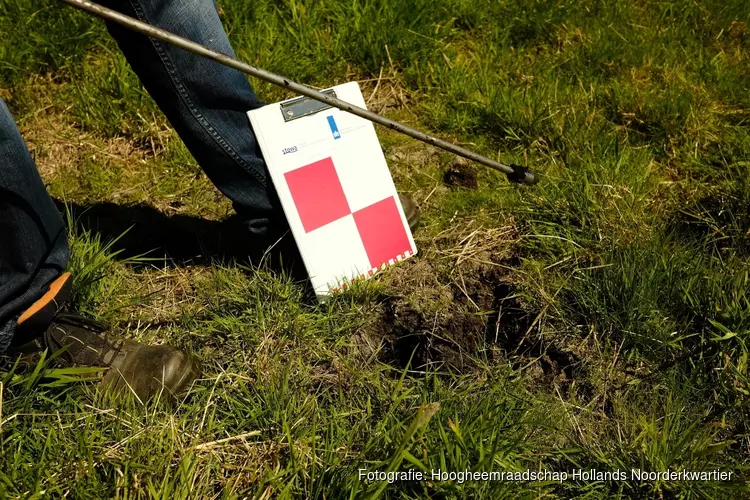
[{"left": 248, "top": 82, "right": 417, "bottom": 300}]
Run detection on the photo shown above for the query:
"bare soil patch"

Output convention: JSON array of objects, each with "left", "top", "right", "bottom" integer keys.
[
  {"left": 355, "top": 221, "right": 582, "bottom": 385},
  {"left": 443, "top": 160, "right": 478, "bottom": 189}
]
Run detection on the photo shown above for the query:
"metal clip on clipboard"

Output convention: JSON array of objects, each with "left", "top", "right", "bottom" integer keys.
[{"left": 280, "top": 89, "right": 338, "bottom": 122}]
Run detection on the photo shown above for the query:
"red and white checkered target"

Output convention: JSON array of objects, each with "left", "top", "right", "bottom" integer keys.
[
  {"left": 248, "top": 81, "right": 417, "bottom": 298},
  {"left": 284, "top": 157, "right": 413, "bottom": 278}
]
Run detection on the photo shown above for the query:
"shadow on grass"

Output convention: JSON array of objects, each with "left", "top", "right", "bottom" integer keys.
[{"left": 53, "top": 199, "right": 308, "bottom": 280}]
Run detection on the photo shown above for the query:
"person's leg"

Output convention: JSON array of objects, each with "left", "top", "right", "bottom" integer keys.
[
  {"left": 0, "top": 97, "right": 200, "bottom": 399},
  {"left": 0, "top": 97, "right": 69, "bottom": 353},
  {"left": 97, "top": 0, "right": 283, "bottom": 238}
]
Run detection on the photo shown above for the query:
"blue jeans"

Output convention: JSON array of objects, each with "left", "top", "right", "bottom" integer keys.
[{"left": 0, "top": 0, "right": 279, "bottom": 352}]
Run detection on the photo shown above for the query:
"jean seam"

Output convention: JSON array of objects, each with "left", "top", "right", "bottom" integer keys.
[{"left": 126, "top": 0, "right": 266, "bottom": 188}]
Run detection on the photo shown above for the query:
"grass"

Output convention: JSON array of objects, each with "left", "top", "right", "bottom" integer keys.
[{"left": 2, "top": 0, "right": 750, "bottom": 497}]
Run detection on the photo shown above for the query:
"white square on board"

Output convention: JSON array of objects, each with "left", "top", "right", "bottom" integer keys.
[{"left": 301, "top": 214, "right": 371, "bottom": 294}]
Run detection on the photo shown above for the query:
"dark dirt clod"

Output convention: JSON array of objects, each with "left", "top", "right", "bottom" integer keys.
[
  {"left": 443, "top": 161, "right": 478, "bottom": 189},
  {"left": 385, "top": 296, "right": 485, "bottom": 370},
  {"left": 486, "top": 283, "right": 583, "bottom": 384},
  {"left": 360, "top": 258, "right": 484, "bottom": 371}
]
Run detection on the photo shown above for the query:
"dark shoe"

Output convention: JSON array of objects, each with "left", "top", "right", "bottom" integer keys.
[
  {"left": 7, "top": 273, "right": 201, "bottom": 402},
  {"left": 398, "top": 193, "right": 420, "bottom": 230}
]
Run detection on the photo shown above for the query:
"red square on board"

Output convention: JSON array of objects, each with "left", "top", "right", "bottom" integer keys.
[
  {"left": 284, "top": 157, "right": 351, "bottom": 233},
  {"left": 353, "top": 196, "right": 412, "bottom": 269}
]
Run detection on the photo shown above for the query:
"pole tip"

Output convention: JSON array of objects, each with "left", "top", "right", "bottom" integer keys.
[{"left": 506, "top": 164, "right": 539, "bottom": 185}]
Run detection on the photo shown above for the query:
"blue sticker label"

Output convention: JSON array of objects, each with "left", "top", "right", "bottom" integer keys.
[{"left": 327, "top": 115, "right": 341, "bottom": 140}]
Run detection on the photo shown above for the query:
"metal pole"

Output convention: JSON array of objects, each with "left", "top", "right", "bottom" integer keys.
[{"left": 59, "top": 0, "right": 538, "bottom": 185}]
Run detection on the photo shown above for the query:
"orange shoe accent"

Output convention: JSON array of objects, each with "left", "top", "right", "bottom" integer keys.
[{"left": 17, "top": 272, "right": 72, "bottom": 325}]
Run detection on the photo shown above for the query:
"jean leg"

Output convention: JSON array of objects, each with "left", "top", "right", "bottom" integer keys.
[
  {"left": 99, "top": 0, "right": 284, "bottom": 237},
  {"left": 0, "top": 98, "right": 69, "bottom": 353}
]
